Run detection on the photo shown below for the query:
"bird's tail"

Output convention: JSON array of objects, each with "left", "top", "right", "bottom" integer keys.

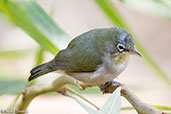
[{"left": 28, "top": 60, "right": 56, "bottom": 81}]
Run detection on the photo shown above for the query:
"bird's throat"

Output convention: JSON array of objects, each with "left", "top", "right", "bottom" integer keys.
[{"left": 112, "top": 53, "right": 129, "bottom": 65}]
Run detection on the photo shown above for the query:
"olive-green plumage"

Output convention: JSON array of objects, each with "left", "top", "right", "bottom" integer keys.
[{"left": 28, "top": 27, "right": 141, "bottom": 86}]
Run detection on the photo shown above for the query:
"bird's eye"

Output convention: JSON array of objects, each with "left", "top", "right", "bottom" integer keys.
[{"left": 117, "top": 43, "right": 125, "bottom": 52}]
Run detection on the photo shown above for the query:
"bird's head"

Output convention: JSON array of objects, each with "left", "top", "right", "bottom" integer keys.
[{"left": 112, "top": 27, "right": 141, "bottom": 57}]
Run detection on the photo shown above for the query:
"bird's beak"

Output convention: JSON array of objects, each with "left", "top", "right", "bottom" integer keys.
[{"left": 129, "top": 48, "right": 142, "bottom": 57}]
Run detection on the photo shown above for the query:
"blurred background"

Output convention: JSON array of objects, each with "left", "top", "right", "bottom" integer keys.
[{"left": 0, "top": 0, "right": 171, "bottom": 114}]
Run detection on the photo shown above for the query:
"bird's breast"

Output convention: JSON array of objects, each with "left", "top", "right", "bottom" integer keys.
[{"left": 68, "top": 55, "right": 129, "bottom": 86}]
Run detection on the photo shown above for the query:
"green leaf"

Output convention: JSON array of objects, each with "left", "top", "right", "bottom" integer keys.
[
  {"left": 0, "top": 49, "right": 29, "bottom": 60},
  {"left": 0, "top": 0, "right": 71, "bottom": 55},
  {"left": 121, "top": 105, "right": 171, "bottom": 111},
  {"left": 35, "top": 48, "right": 44, "bottom": 66},
  {"left": 100, "top": 87, "right": 121, "bottom": 114},
  {"left": 153, "top": 105, "right": 171, "bottom": 111},
  {"left": 67, "top": 92, "right": 97, "bottom": 114},
  {"left": 118, "top": 0, "right": 171, "bottom": 20},
  {"left": 0, "top": 80, "right": 27, "bottom": 95},
  {"left": 67, "top": 87, "right": 121, "bottom": 114},
  {"left": 95, "top": 0, "right": 171, "bottom": 86}
]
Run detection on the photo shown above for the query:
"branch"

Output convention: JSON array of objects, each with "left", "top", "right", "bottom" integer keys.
[
  {"left": 9, "top": 75, "right": 167, "bottom": 114},
  {"left": 103, "top": 83, "right": 167, "bottom": 114},
  {"left": 12, "top": 76, "right": 78, "bottom": 111}
]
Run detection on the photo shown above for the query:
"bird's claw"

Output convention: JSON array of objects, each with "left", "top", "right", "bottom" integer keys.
[{"left": 100, "top": 80, "right": 120, "bottom": 94}]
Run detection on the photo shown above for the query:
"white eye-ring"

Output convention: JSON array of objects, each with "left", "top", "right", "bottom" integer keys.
[{"left": 117, "top": 43, "right": 125, "bottom": 52}]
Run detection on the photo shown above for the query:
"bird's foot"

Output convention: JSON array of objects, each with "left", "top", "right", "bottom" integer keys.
[
  {"left": 58, "top": 87, "right": 67, "bottom": 96},
  {"left": 100, "top": 80, "right": 120, "bottom": 94}
]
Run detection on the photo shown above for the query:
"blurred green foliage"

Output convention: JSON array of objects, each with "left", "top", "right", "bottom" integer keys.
[
  {"left": 0, "top": 0, "right": 170, "bottom": 95},
  {"left": 95, "top": 0, "right": 171, "bottom": 85},
  {"left": 0, "top": 50, "right": 29, "bottom": 60},
  {"left": 0, "top": 0, "right": 170, "bottom": 113},
  {"left": 119, "top": 0, "right": 171, "bottom": 20},
  {"left": 0, "top": 80, "right": 26, "bottom": 95},
  {"left": 121, "top": 105, "right": 171, "bottom": 111},
  {"left": 0, "top": 0, "right": 170, "bottom": 96},
  {"left": 0, "top": 0, "right": 70, "bottom": 96},
  {"left": 0, "top": 0, "right": 71, "bottom": 54}
]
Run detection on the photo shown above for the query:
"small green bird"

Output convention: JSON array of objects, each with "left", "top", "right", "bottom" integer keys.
[{"left": 28, "top": 27, "right": 141, "bottom": 87}]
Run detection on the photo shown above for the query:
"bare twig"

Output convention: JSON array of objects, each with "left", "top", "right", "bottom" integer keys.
[
  {"left": 11, "top": 76, "right": 78, "bottom": 111},
  {"left": 103, "top": 83, "right": 167, "bottom": 114}
]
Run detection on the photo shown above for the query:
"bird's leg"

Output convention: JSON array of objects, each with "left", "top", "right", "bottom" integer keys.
[
  {"left": 57, "top": 86, "right": 67, "bottom": 96},
  {"left": 100, "top": 80, "right": 120, "bottom": 93}
]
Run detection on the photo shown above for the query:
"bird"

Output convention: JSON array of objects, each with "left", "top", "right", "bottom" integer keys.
[{"left": 28, "top": 27, "right": 141, "bottom": 87}]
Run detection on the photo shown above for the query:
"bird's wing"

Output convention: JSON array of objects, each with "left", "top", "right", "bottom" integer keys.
[
  {"left": 54, "top": 48, "right": 103, "bottom": 72},
  {"left": 54, "top": 31, "right": 104, "bottom": 72}
]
